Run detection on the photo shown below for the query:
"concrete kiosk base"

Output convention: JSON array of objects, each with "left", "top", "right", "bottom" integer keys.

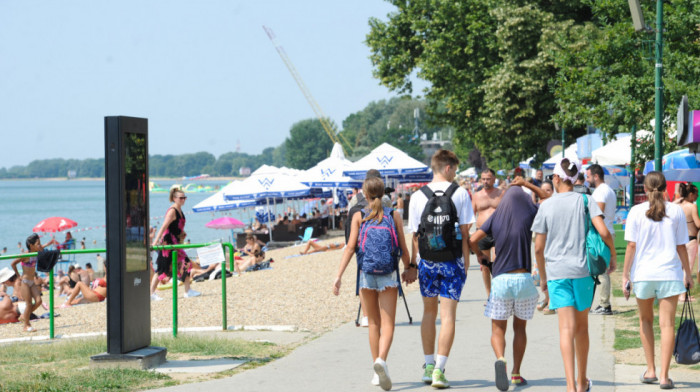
[{"left": 90, "top": 346, "right": 167, "bottom": 370}]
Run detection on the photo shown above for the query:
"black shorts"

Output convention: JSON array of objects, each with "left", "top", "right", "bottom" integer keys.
[{"left": 478, "top": 235, "right": 495, "bottom": 251}]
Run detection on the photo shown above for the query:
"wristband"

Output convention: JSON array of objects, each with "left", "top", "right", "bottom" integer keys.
[{"left": 408, "top": 262, "right": 418, "bottom": 269}]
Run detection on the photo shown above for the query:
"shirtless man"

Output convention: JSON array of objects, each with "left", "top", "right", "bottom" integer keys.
[{"left": 472, "top": 168, "right": 503, "bottom": 296}]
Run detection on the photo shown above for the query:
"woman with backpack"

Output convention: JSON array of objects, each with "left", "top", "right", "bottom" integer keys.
[
  {"left": 622, "top": 171, "right": 693, "bottom": 389},
  {"left": 333, "top": 176, "right": 416, "bottom": 391},
  {"left": 531, "top": 158, "right": 616, "bottom": 392}
]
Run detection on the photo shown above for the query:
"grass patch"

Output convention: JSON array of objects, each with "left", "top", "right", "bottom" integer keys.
[
  {"left": 614, "top": 328, "right": 641, "bottom": 350},
  {"left": 0, "top": 334, "right": 291, "bottom": 392}
]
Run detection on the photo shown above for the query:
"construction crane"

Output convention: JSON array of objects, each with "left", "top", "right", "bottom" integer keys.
[{"left": 262, "top": 25, "right": 352, "bottom": 156}]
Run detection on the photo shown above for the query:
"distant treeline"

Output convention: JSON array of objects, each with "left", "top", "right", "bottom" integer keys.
[
  {"left": 0, "top": 97, "right": 451, "bottom": 179},
  {"left": 0, "top": 151, "right": 283, "bottom": 179}
]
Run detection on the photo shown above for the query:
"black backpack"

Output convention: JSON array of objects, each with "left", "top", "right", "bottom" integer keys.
[{"left": 417, "top": 182, "right": 462, "bottom": 262}]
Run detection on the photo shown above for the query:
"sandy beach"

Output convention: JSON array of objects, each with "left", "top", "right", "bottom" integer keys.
[{"left": 1, "top": 234, "right": 419, "bottom": 340}]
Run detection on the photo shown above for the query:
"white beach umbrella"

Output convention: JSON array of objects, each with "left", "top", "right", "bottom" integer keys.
[
  {"left": 223, "top": 174, "right": 310, "bottom": 201},
  {"left": 301, "top": 156, "right": 363, "bottom": 188},
  {"left": 343, "top": 142, "right": 429, "bottom": 179}
]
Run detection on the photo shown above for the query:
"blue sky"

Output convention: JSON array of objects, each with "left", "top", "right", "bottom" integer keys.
[{"left": 0, "top": 1, "right": 426, "bottom": 169}]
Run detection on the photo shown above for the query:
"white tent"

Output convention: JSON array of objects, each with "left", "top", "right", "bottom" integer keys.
[
  {"left": 591, "top": 134, "right": 631, "bottom": 165},
  {"left": 542, "top": 143, "right": 579, "bottom": 169},
  {"left": 591, "top": 131, "right": 651, "bottom": 166},
  {"left": 343, "top": 143, "right": 429, "bottom": 179}
]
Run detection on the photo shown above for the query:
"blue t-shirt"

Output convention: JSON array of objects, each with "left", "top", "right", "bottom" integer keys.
[{"left": 481, "top": 187, "right": 539, "bottom": 277}]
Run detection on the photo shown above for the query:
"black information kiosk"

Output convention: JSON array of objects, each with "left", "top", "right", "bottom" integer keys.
[{"left": 91, "top": 116, "right": 166, "bottom": 368}]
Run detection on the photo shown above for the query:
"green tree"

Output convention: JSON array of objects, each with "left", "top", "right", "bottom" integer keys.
[
  {"left": 550, "top": 0, "right": 700, "bottom": 160},
  {"left": 284, "top": 119, "right": 335, "bottom": 169},
  {"left": 366, "top": 1, "right": 595, "bottom": 167}
]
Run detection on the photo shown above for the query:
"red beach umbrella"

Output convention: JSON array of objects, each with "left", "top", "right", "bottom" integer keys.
[
  {"left": 33, "top": 217, "right": 78, "bottom": 233},
  {"left": 205, "top": 217, "right": 245, "bottom": 230}
]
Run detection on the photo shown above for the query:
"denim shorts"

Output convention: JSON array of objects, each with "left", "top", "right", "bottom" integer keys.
[
  {"left": 359, "top": 271, "right": 399, "bottom": 291},
  {"left": 485, "top": 273, "right": 539, "bottom": 320},
  {"left": 548, "top": 276, "right": 595, "bottom": 312},
  {"left": 418, "top": 258, "right": 466, "bottom": 301},
  {"left": 633, "top": 280, "right": 686, "bottom": 300}
]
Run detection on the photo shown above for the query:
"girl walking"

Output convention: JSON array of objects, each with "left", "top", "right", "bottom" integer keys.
[
  {"left": 622, "top": 171, "right": 694, "bottom": 389},
  {"left": 531, "top": 158, "right": 616, "bottom": 392},
  {"left": 333, "top": 177, "right": 416, "bottom": 391}
]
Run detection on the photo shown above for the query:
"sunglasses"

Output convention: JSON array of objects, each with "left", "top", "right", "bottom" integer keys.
[{"left": 177, "top": 196, "right": 188, "bottom": 200}]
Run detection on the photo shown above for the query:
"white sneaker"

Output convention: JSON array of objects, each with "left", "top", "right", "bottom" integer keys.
[
  {"left": 371, "top": 372, "right": 380, "bottom": 386},
  {"left": 150, "top": 293, "right": 163, "bottom": 301},
  {"left": 373, "top": 358, "right": 392, "bottom": 391},
  {"left": 360, "top": 316, "right": 369, "bottom": 327},
  {"left": 184, "top": 289, "right": 201, "bottom": 298}
]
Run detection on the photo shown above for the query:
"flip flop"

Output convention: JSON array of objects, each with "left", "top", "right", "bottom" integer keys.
[
  {"left": 23, "top": 326, "right": 37, "bottom": 333},
  {"left": 495, "top": 358, "right": 509, "bottom": 392},
  {"left": 585, "top": 379, "right": 592, "bottom": 392},
  {"left": 660, "top": 379, "right": 674, "bottom": 390},
  {"left": 640, "top": 371, "right": 658, "bottom": 384}
]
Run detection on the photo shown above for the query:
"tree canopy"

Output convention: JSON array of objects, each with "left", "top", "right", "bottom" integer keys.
[{"left": 366, "top": 0, "right": 700, "bottom": 169}]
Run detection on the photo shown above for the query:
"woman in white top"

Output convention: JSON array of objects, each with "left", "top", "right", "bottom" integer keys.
[{"left": 622, "top": 171, "right": 694, "bottom": 389}]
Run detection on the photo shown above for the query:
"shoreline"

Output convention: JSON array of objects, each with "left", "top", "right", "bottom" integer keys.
[{"left": 0, "top": 176, "right": 242, "bottom": 182}]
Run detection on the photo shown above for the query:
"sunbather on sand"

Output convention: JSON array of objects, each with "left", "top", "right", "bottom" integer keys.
[
  {"left": 300, "top": 241, "right": 344, "bottom": 255},
  {"left": 235, "top": 235, "right": 265, "bottom": 273},
  {"left": 60, "top": 278, "right": 107, "bottom": 307},
  {"left": 0, "top": 294, "right": 21, "bottom": 325}
]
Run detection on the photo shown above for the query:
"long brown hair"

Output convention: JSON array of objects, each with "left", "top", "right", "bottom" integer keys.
[
  {"left": 645, "top": 171, "right": 667, "bottom": 222},
  {"left": 362, "top": 177, "right": 386, "bottom": 224}
]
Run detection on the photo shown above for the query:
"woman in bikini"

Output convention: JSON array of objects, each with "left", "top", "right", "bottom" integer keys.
[
  {"left": 677, "top": 183, "right": 700, "bottom": 300},
  {"left": 10, "top": 234, "right": 46, "bottom": 332},
  {"left": 235, "top": 234, "right": 266, "bottom": 273},
  {"left": 61, "top": 278, "right": 107, "bottom": 307},
  {"left": 299, "top": 240, "right": 344, "bottom": 255}
]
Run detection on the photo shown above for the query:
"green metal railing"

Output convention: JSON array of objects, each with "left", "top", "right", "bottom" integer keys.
[
  {"left": 152, "top": 242, "right": 236, "bottom": 337},
  {"left": 0, "top": 242, "right": 235, "bottom": 339}
]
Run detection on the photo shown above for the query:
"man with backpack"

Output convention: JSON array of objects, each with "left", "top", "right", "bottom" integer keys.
[{"left": 409, "top": 149, "right": 475, "bottom": 389}]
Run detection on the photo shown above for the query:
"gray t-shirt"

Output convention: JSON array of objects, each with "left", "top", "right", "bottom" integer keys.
[{"left": 531, "top": 192, "right": 603, "bottom": 280}]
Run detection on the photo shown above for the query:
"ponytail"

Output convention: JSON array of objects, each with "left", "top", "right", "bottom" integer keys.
[
  {"left": 644, "top": 171, "right": 667, "bottom": 222},
  {"left": 679, "top": 182, "right": 697, "bottom": 200},
  {"left": 362, "top": 177, "right": 386, "bottom": 224}
]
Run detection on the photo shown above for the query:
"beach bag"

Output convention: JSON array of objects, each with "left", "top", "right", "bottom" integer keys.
[
  {"left": 582, "top": 194, "right": 611, "bottom": 284},
  {"left": 356, "top": 207, "right": 400, "bottom": 275},
  {"left": 417, "top": 182, "right": 462, "bottom": 262},
  {"left": 674, "top": 290, "right": 700, "bottom": 364}
]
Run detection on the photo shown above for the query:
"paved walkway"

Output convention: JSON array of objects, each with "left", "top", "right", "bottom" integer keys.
[{"left": 149, "top": 263, "right": 643, "bottom": 392}]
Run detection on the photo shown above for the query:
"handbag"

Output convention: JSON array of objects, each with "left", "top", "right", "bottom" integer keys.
[
  {"left": 674, "top": 289, "right": 700, "bottom": 364},
  {"left": 582, "top": 195, "right": 611, "bottom": 284}
]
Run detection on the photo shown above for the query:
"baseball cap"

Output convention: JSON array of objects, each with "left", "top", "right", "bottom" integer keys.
[
  {"left": 553, "top": 157, "right": 581, "bottom": 183},
  {"left": 0, "top": 267, "right": 15, "bottom": 284},
  {"left": 73, "top": 263, "right": 81, "bottom": 269}
]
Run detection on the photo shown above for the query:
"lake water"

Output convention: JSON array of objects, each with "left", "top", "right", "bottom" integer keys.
[{"left": 0, "top": 179, "right": 253, "bottom": 270}]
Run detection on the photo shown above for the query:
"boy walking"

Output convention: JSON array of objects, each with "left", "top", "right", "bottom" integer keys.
[{"left": 409, "top": 150, "right": 475, "bottom": 388}]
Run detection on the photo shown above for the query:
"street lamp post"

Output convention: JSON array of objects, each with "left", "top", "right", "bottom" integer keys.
[
  {"left": 629, "top": 0, "right": 664, "bottom": 172},
  {"left": 653, "top": 0, "right": 664, "bottom": 171}
]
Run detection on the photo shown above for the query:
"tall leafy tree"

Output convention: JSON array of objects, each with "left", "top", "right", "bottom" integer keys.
[
  {"left": 284, "top": 119, "right": 335, "bottom": 169},
  {"left": 366, "top": 1, "right": 600, "bottom": 168},
  {"left": 551, "top": 0, "right": 700, "bottom": 168}
]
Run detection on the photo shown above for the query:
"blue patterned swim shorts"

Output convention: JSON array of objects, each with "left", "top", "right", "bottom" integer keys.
[{"left": 418, "top": 258, "right": 466, "bottom": 301}]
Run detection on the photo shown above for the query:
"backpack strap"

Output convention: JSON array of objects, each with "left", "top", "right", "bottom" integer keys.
[
  {"left": 444, "top": 182, "right": 460, "bottom": 199},
  {"left": 420, "top": 185, "right": 434, "bottom": 199}
]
